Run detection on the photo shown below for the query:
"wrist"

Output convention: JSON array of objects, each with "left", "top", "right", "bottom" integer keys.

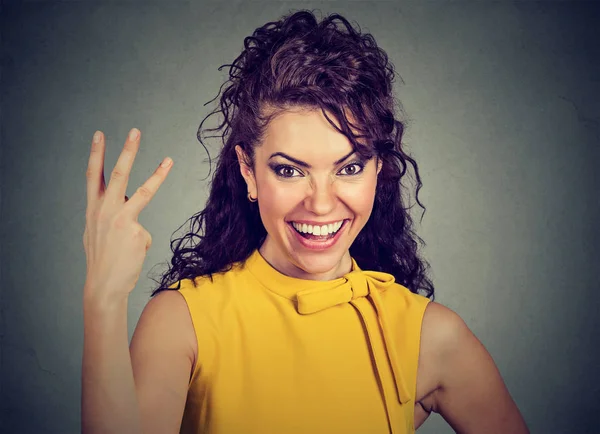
[{"left": 83, "top": 286, "right": 129, "bottom": 313}]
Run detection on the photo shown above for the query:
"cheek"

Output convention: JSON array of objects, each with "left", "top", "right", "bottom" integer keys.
[
  {"left": 256, "top": 179, "right": 300, "bottom": 219},
  {"left": 338, "top": 176, "right": 379, "bottom": 212},
  {"left": 365, "top": 178, "right": 379, "bottom": 207}
]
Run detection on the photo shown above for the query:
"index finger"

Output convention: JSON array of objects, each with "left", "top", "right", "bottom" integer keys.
[{"left": 124, "top": 157, "right": 173, "bottom": 219}]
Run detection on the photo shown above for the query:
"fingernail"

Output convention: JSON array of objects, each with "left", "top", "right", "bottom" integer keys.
[
  {"left": 161, "top": 157, "right": 172, "bottom": 168},
  {"left": 129, "top": 128, "right": 139, "bottom": 141},
  {"left": 93, "top": 131, "right": 101, "bottom": 143}
]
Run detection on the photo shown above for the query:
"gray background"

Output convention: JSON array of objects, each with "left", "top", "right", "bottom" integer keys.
[{"left": 2, "top": 1, "right": 599, "bottom": 433}]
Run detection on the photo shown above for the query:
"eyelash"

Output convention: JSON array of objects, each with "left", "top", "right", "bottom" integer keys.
[{"left": 273, "top": 161, "right": 366, "bottom": 179}]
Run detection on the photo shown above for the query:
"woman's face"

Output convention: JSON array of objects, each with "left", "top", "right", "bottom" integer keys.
[{"left": 235, "top": 108, "right": 381, "bottom": 281}]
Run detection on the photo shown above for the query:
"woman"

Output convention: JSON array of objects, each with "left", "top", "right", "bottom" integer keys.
[{"left": 82, "top": 9, "right": 529, "bottom": 434}]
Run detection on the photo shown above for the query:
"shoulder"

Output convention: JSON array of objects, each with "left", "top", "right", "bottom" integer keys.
[
  {"left": 141, "top": 289, "right": 197, "bottom": 348},
  {"left": 140, "top": 289, "right": 194, "bottom": 332},
  {"left": 421, "top": 301, "right": 467, "bottom": 357},
  {"left": 420, "top": 301, "right": 487, "bottom": 396},
  {"left": 132, "top": 289, "right": 198, "bottom": 381},
  {"left": 143, "top": 283, "right": 228, "bottom": 385},
  {"left": 418, "top": 302, "right": 474, "bottom": 389},
  {"left": 419, "top": 302, "right": 529, "bottom": 433}
]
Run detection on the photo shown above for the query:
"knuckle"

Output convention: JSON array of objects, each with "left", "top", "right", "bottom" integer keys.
[
  {"left": 145, "top": 231, "right": 152, "bottom": 251},
  {"left": 85, "top": 167, "right": 95, "bottom": 180},
  {"left": 134, "top": 227, "right": 149, "bottom": 244},
  {"left": 136, "top": 185, "right": 153, "bottom": 199},
  {"left": 130, "top": 222, "right": 144, "bottom": 235},
  {"left": 111, "top": 169, "right": 128, "bottom": 181}
]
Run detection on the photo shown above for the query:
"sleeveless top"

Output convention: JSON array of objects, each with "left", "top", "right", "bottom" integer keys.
[{"left": 173, "top": 248, "right": 431, "bottom": 433}]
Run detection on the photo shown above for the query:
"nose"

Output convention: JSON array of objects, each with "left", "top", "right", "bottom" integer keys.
[{"left": 303, "top": 174, "right": 337, "bottom": 216}]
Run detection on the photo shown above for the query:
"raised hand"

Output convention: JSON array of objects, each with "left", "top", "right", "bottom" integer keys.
[{"left": 83, "top": 128, "right": 173, "bottom": 305}]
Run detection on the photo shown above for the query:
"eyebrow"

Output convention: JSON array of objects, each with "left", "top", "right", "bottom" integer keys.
[{"left": 268, "top": 149, "right": 357, "bottom": 169}]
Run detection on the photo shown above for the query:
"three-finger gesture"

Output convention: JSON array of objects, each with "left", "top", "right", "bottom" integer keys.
[{"left": 83, "top": 128, "right": 173, "bottom": 304}]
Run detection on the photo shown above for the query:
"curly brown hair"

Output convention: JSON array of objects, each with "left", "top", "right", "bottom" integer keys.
[{"left": 149, "top": 9, "right": 434, "bottom": 299}]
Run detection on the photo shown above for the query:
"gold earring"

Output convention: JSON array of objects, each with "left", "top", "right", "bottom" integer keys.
[{"left": 248, "top": 192, "right": 257, "bottom": 202}]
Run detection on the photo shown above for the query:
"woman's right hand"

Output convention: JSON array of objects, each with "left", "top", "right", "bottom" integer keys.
[{"left": 83, "top": 128, "right": 173, "bottom": 305}]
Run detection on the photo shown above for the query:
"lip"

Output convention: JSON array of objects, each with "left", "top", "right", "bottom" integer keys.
[
  {"left": 287, "top": 219, "right": 349, "bottom": 251},
  {"left": 289, "top": 219, "right": 348, "bottom": 226}
]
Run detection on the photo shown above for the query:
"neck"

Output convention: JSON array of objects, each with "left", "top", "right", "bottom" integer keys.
[{"left": 258, "top": 238, "right": 353, "bottom": 281}]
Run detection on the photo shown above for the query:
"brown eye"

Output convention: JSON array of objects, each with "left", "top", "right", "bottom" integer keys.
[
  {"left": 339, "top": 162, "right": 364, "bottom": 176},
  {"left": 274, "top": 165, "right": 302, "bottom": 178}
]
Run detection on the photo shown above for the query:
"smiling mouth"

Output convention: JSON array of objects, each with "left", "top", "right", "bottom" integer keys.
[{"left": 288, "top": 220, "right": 348, "bottom": 240}]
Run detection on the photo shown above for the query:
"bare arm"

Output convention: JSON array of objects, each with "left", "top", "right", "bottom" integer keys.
[
  {"left": 82, "top": 129, "right": 193, "bottom": 433},
  {"left": 82, "top": 289, "right": 196, "bottom": 434},
  {"left": 422, "top": 302, "right": 529, "bottom": 433},
  {"left": 129, "top": 290, "right": 197, "bottom": 433},
  {"left": 82, "top": 294, "right": 141, "bottom": 433}
]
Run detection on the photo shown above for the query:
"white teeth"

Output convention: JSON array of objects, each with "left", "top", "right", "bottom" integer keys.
[{"left": 291, "top": 220, "right": 344, "bottom": 236}]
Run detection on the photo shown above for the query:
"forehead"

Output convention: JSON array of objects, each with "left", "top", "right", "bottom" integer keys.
[{"left": 260, "top": 109, "right": 357, "bottom": 158}]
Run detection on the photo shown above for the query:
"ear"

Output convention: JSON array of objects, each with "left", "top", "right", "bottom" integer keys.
[
  {"left": 235, "top": 145, "right": 258, "bottom": 197},
  {"left": 376, "top": 157, "right": 383, "bottom": 175}
]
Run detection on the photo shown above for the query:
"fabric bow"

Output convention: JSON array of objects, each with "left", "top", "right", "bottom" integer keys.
[{"left": 295, "top": 269, "right": 411, "bottom": 406}]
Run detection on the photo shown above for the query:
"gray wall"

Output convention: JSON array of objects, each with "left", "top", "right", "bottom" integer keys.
[{"left": 2, "top": 1, "right": 598, "bottom": 433}]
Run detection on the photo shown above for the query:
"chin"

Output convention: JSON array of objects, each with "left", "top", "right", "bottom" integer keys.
[{"left": 294, "top": 250, "right": 342, "bottom": 264}]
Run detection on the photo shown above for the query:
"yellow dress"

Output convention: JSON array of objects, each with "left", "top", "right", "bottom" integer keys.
[{"left": 174, "top": 248, "right": 431, "bottom": 434}]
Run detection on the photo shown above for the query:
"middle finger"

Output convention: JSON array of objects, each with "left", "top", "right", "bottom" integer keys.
[{"left": 105, "top": 128, "right": 140, "bottom": 204}]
